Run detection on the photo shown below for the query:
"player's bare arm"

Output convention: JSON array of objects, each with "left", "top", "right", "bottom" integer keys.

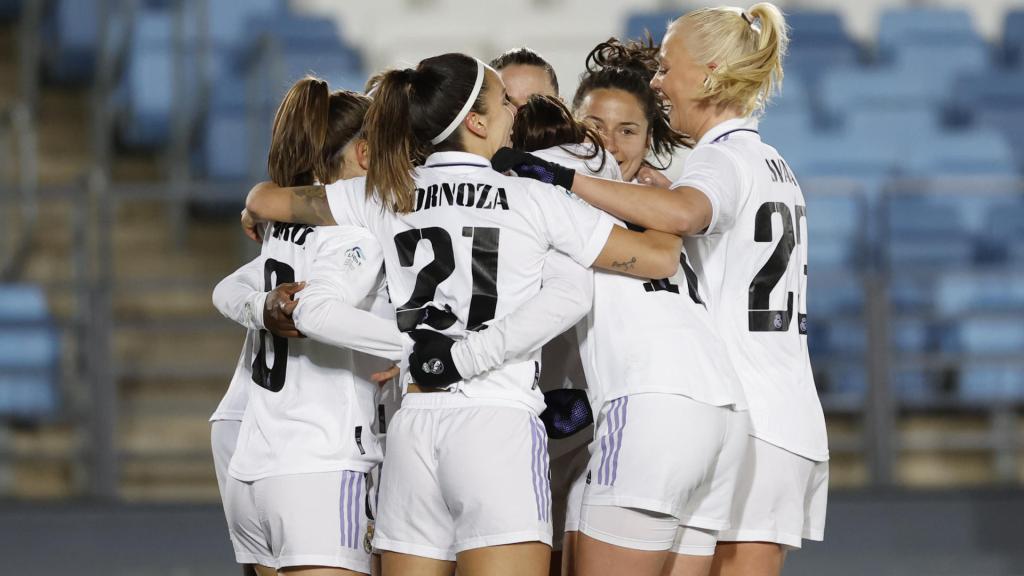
[
  {"left": 244, "top": 181, "right": 337, "bottom": 226},
  {"left": 573, "top": 174, "right": 713, "bottom": 237},
  {"left": 593, "top": 225, "right": 682, "bottom": 279}
]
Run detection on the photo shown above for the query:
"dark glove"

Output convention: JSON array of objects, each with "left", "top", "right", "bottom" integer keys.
[
  {"left": 491, "top": 147, "right": 576, "bottom": 190},
  {"left": 539, "top": 389, "right": 594, "bottom": 439},
  {"left": 408, "top": 329, "right": 463, "bottom": 388}
]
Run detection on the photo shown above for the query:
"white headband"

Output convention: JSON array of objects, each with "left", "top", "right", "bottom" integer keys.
[{"left": 430, "top": 59, "right": 485, "bottom": 145}]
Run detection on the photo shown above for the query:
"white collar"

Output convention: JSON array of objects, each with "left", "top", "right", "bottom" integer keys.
[
  {"left": 423, "top": 151, "right": 491, "bottom": 168},
  {"left": 695, "top": 117, "right": 760, "bottom": 147}
]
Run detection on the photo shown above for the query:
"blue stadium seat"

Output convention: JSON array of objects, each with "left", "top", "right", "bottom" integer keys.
[
  {"left": 936, "top": 272, "right": 1024, "bottom": 315},
  {"left": 890, "top": 319, "right": 940, "bottom": 352},
  {"left": 206, "top": 0, "right": 280, "bottom": 48},
  {"left": 797, "top": 133, "right": 897, "bottom": 179},
  {"left": 116, "top": 8, "right": 175, "bottom": 149},
  {"left": 199, "top": 101, "right": 256, "bottom": 180},
  {"left": 809, "top": 275, "right": 866, "bottom": 314},
  {"left": 842, "top": 107, "right": 941, "bottom": 149},
  {"left": 960, "top": 366, "right": 1024, "bottom": 401},
  {"left": 41, "top": 0, "right": 100, "bottom": 84},
  {"left": 758, "top": 108, "right": 813, "bottom": 143},
  {"left": 893, "top": 43, "right": 991, "bottom": 85},
  {"left": 0, "top": 285, "right": 59, "bottom": 418},
  {"left": 888, "top": 238, "right": 974, "bottom": 268},
  {"left": 889, "top": 276, "right": 936, "bottom": 313},
  {"left": 0, "top": 284, "right": 48, "bottom": 321},
  {"left": 623, "top": 10, "right": 677, "bottom": 43},
  {"left": 878, "top": 8, "right": 980, "bottom": 53},
  {"left": 984, "top": 198, "right": 1024, "bottom": 240},
  {"left": 891, "top": 369, "right": 933, "bottom": 401},
  {"left": 1001, "top": 10, "right": 1024, "bottom": 66},
  {"left": 803, "top": 192, "right": 864, "bottom": 271},
  {"left": 953, "top": 319, "right": 1024, "bottom": 354},
  {"left": 764, "top": 71, "right": 810, "bottom": 113},
  {"left": 819, "top": 68, "right": 951, "bottom": 124},
  {"left": 787, "top": 10, "right": 850, "bottom": 44},
  {"left": 903, "top": 128, "right": 1017, "bottom": 176},
  {"left": 784, "top": 10, "right": 861, "bottom": 81}
]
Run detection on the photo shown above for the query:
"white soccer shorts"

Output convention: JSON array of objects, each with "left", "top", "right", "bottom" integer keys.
[
  {"left": 212, "top": 420, "right": 268, "bottom": 567},
  {"left": 580, "top": 393, "right": 750, "bottom": 550},
  {"left": 372, "top": 393, "right": 553, "bottom": 560},
  {"left": 550, "top": 433, "right": 592, "bottom": 548},
  {"left": 715, "top": 436, "right": 828, "bottom": 549},
  {"left": 222, "top": 466, "right": 373, "bottom": 572}
]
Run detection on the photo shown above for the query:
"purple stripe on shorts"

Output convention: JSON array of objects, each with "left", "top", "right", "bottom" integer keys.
[
  {"left": 353, "top": 473, "right": 364, "bottom": 549},
  {"left": 349, "top": 472, "right": 361, "bottom": 549},
  {"left": 537, "top": 418, "right": 550, "bottom": 522},
  {"left": 529, "top": 418, "right": 543, "bottom": 521},
  {"left": 599, "top": 398, "right": 628, "bottom": 486},
  {"left": 339, "top": 471, "right": 349, "bottom": 547},
  {"left": 539, "top": 419, "right": 551, "bottom": 521},
  {"left": 610, "top": 396, "right": 629, "bottom": 485}
]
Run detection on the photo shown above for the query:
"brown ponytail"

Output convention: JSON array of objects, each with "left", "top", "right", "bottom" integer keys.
[
  {"left": 267, "top": 76, "right": 330, "bottom": 187},
  {"left": 364, "top": 69, "right": 418, "bottom": 213},
  {"left": 364, "top": 53, "right": 490, "bottom": 214},
  {"left": 512, "top": 94, "right": 607, "bottom": 172}
]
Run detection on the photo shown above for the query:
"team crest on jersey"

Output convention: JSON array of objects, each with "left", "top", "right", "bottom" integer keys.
[
  {"left": 343, "top": 246, "right": 365, "bottom": 271},
  {"left": 772, "top": 312, "right": 785, "bottom": 330}
]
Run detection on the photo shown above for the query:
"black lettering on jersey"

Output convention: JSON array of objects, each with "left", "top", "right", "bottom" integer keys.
[
  {"left": 456, "top": 182, "right": 475, "bottom": 206},
  {"left": 764, "top": 158, "right": 797, "bottom": 186},
  {"left": 476, "top": 185, "right": 492, "bottom": 209},
  {"left": 410, "top": 182, "right": 510, "bottom": 213},
  {"left": 271, "top": 222, "right": 315, "bottom": 246}
]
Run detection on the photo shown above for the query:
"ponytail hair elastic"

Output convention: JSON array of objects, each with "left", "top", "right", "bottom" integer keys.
[{"left": 741, "top": 10, "right": 762, "bottom": 33}]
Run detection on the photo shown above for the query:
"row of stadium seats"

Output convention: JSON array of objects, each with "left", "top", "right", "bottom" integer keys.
[
  {"left": 0, "top": 285, "right": 59, "bottom": 420},
  {"left": 804, "top": 183, "right": 1024, "bottom": 404},
  {"left": 34, "top": 0, "right": 367, "bottom": 179}
]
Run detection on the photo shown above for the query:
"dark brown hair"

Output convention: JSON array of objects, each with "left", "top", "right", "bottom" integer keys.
[
  {"left": 512, "top": 94, "right": 607, "bottom": 173},
  {"left": 490, "top": 47, "right": 559, "bottom": 94},
  {"left": 267, "top": 76, "right": 372, "bottom": 187},
  {"left": 572, "top": 36, "right": 690, "bottom": 168},
  {"left": 365, "top": 53, "right": 490, "bottom": 213}
]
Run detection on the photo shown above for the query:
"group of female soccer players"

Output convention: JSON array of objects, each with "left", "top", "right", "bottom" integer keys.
[{"left": 209, "top": 3, "right": 829, "bottom": 576}]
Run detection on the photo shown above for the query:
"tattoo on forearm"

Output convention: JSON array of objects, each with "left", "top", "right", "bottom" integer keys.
[
  {"left": 290, "top": 185, "right": 332, "bottom": 225},
  {"left": 611, "top": 257, "right": 637, "bottom": 272}
]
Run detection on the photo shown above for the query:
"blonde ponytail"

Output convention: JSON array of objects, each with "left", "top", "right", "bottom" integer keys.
[{"left": 679, "top": 2, "right": 789, "bottom": 116}]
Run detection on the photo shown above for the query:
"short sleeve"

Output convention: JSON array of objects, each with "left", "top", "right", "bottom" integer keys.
[
  {"left": 672, "top": 145, "right": 744, "bottom": 236},
  {"left": 324, "top": 177, "right": 370, "bottom": 228},
  {"left": 307, "top": 226, "right": 385, "bottom": 304},
  {"left": 532, "top": 181, "right": 615, "bottom": 267}
]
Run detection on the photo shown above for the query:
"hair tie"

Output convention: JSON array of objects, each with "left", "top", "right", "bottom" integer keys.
[
  {"left": 430, "top": 58, "right": 485, "bottom": 145},
  {"left": 741, "top": 11, "right": 762, "bottom": 33}
]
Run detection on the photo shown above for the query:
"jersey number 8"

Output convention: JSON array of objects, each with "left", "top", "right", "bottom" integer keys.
[{"left": 252, "top": 258, "right": 294, "bottom": 392}]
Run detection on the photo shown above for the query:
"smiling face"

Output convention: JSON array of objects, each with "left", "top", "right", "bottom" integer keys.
[
  {"left": 499, "top": 64, "right": 558, "bottom": 108},
  {"left": 650, "top": 23, "right": 714, "bottom": 139},
  {"left": 576, "top": 87, "right": 651, "bottom": 181}
]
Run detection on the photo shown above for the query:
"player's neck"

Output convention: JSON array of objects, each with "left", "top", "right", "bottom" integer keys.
[{"left": 692, "top": 107, "right": 744, "bottom": 143}]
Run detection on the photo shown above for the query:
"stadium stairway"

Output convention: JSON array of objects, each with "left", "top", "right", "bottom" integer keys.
[{"left": 2, "top": 15, "right": 244, "bottom": 499}]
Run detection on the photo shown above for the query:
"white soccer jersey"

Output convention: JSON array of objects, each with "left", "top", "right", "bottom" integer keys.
[
  {"left": 577, "top": 229, "right": 746, "bottom": 411},
  {"left": 324, "top": 151, "right": 615, "bottom": 414},
  {"left": 533, "top": 142, "right": 623, "bottom": 183},
  {"left": 677, "top": 117, "right": 828, "bottom": 462},
  {"left": 535, "top": 143, "right": 745, "bottom": 412},
  {"left": 210, "top": 253, "right": 266, "bottom": 422},
  {"left": 226, "top": 223, "right": 390, "bottom": 481}
]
